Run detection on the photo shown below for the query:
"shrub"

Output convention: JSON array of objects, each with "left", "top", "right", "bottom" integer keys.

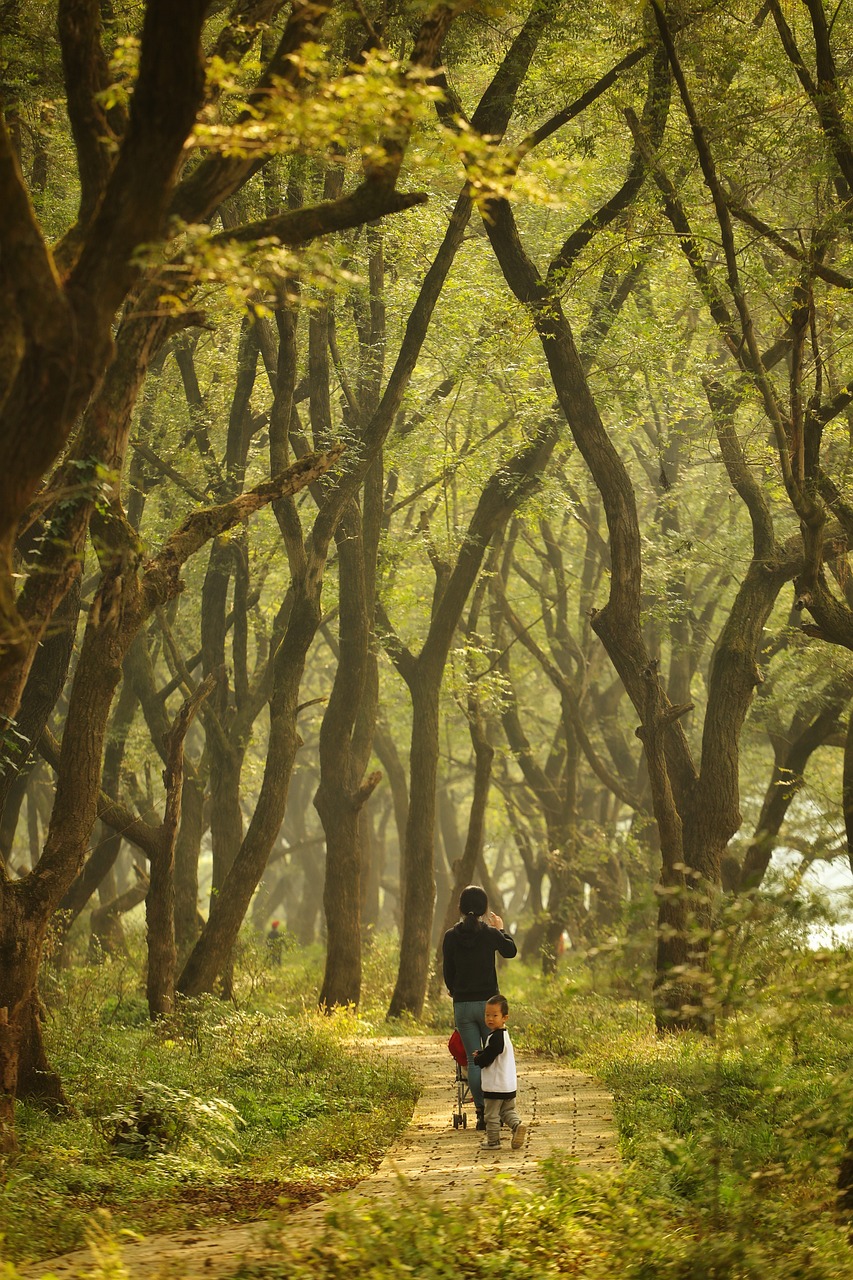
[{"left": 96, "top": 1081, "right": 241, "bottom": 1158}]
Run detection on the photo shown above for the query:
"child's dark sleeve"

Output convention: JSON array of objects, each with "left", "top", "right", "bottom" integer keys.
[{"left": 473, "top": 1028, "right": 504, "bottom": 1068}]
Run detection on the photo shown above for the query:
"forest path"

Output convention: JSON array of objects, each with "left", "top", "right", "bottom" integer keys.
[{"left": 30, "top": 1035, "right": 618, "bottom": 1279}]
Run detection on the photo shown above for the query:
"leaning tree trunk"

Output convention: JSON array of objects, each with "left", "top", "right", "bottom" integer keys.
[{"left": 0, "top": 577, "right": 81, "bottom": 840}]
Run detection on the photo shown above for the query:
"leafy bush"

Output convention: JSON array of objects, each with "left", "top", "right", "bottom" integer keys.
[
  {"left": 99, "top": 993, "right": 151, "bottom": 1028},
  {"left": 241, "top": 1158, "right": 852, "bottom": 1280},
  {"left": 97, "top": 1081, "right": 241, "bottom": 1157},
  {"left": 513, "top": 885, "right": 853, "bottom": 1268}
]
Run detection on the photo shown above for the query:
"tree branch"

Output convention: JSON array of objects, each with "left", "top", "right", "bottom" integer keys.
[
  {"left": 218, "top": 184, "right": 428, "bottom": 247},
  {"left": 57, "top": 0, "right": 122, "bottom": 229},
  {"left": 130, "top": 438, "right": 210, "bottom": 504},
  {"left": 38, "top": 727, "right": 161, "bottom": 861},
  {"left": 727, "top": 200, "right": 853, "bottom": 290},
  {"left": 141, "top": 445, "right": 343, "bottom": 611}
]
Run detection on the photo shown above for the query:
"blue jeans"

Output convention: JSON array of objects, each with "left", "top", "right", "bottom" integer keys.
[{"left": 454, "top": 1000, "right": 488, "bottom": 1109}]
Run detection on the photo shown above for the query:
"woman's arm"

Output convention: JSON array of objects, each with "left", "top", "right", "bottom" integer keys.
[
  {"left": 442, "top": 932, "right": 456, "bottom": 995},
  {"left": 494, "top": 929, "right": 518, "bottom": 960}
]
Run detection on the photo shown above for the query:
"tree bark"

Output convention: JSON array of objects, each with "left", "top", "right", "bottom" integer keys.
[
  {"left": 147, "top": 676, "right": 215, "bottom": 1017},
  {"left": 89, "top": 870, "right": 149, "bottom": 961},
  {"left": 57, "top": 655, "right": 139, "bottom": 941},
  {"left": 429, "top": 699, "right": 494, "bottom": 1002},
  {"left": 314, "top": 501, "right": 381, "bottom": 1009}
]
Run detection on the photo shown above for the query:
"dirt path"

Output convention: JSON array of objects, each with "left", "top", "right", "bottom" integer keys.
[{"left": 29, "top": 1036, "right": 618, "bottom": 1279}]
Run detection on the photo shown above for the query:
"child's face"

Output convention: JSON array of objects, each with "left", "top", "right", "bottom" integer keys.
[{"left": 485, "top": 1003, "right": 507, "bottom": 1031}]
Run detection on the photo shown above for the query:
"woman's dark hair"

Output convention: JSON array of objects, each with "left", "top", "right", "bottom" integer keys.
[{"left": 458, "top": 884, "right": 488, "bottom": 931}]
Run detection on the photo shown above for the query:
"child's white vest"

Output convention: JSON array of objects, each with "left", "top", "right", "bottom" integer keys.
[{"left": 481, "top": 1027, "right": 517, "bottom": 1094}]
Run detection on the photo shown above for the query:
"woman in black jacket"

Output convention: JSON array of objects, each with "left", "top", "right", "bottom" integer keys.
[{"left": 442, "top": 884, "right": 517, "bottom": 1129}]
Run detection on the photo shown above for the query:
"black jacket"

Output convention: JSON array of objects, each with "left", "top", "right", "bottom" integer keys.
[{"left": 442, "top": 923, "right": 517, "bottom": 1001}]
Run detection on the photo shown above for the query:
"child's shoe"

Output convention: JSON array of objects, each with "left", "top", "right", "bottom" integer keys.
[
  {"left": 511, "top": 1123, "right": 527, "bottom": 1149},
  {"left": 480, "top": 1138, "right": 501, "bottom": 1149}
]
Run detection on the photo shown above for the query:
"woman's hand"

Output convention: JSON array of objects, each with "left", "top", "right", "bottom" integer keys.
[{"left": 488, "top": 910, "right": 504, "bottom": 930}]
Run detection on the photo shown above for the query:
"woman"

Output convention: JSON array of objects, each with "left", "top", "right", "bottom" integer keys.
[{"left": 442, "top": 884, "right": 518, "bottom": 1130}]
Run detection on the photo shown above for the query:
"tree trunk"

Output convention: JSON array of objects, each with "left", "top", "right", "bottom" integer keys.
[
  {"left": 388, "top": 668, "right": 441, "bottom": 1018},
  {"left": 315, "top": 498, "right": 381, "bottom": 1010},
  {"left": 0, "top": 772, "right": 28, "bottom": 870},
  {"left": 89, "top": 870, "right": 149, "bottom": 961},
  {"left": 359, "top": 805, "right": 380, "bottom": 931},
  {"left": 123, "top": 629, "right": 207, "bottom": 961},
  {"left": 373, "top": 721, "right": 409, "bottom": 888},
  {"left": 174, "top": 771, "right": 206, "bottom": 961},
  {"left": 0, "top": 577, "right": 81, "bottom": 834},
  {"left": 433, "top": 789, "right": 458, "bottom": 948},
  {"left": 57, "top": 662, "right": 139, "bottom": 943},
  {"left": 17, "top": 986, "right": 66, "bottom": 1109},
  {"left": 429, "top": 707, "right": 494, "bottom": 1002},
  {"left": 147, "top": 676, "right": 213, "bottom": 1017},
  {"left": 294, "top": 842, "right": 325, "bottom": 945},
  {"left": 0, "top": 883, "right": 63, "bottom": 1150}
]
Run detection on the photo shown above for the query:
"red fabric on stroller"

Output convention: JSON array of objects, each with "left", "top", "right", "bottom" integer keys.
[{"left": 448, "top": 1029, "right": 468, "bottom": 1066}]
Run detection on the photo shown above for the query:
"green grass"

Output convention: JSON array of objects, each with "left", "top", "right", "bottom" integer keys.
[
  {"left": 8, "top": 903, "right": 853, "bottom": 1278},
  {"left": 0, "top": 954, "right": 418, "bottom": 1263},
  {"left": 229, "top": 939, "right": 853, "bottom": 1279},
  {"left": 231, "top": 1160, "right": 851, "bottom": 1280}
]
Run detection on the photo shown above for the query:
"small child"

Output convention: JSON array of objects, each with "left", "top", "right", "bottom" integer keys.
[{"left": 472, "top": 993, "right": 527, "bottom": 1151}]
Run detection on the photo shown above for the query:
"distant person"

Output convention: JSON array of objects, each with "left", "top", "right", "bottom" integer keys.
[
  {"left": 267, "top": 920, "right": 283, "bottom": 967},
  {"left": 442, "top": 884, "right": 517, "bottom": 1131},
  {"left": 474, "top": 993, "right": 527, "bottom": 1151}
]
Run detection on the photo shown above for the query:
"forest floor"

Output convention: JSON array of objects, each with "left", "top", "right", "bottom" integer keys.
[{"left": 28, "top": 1035, "right": 619, "bottom": 1279}]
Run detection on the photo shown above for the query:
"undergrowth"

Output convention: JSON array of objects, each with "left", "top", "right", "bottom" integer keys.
[
  {"left": 8, "top": 885, "right": 853, "bottom": 1278},
  {"left": 258, "top": 888, "right": 853, "bottom": 1278},
  {"left": 0, "top": 946, "right": 417, "bottom": 1263},
  {"left": 232, "top": 1159, "right": 849, "bottom": 1280}
]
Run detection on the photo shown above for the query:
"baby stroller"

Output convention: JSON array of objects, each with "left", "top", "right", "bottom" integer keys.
[{"left": 448, "top": 1029, "right": 473, "bottom": 1129}]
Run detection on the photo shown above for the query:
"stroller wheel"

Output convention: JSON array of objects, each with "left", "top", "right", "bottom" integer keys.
[
  {"left": 462, "top": 1113, "right": 467, "bottom": 1128},
  {"left": 452, "top": 1114, "right": 459, "bottom": 1128}
]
